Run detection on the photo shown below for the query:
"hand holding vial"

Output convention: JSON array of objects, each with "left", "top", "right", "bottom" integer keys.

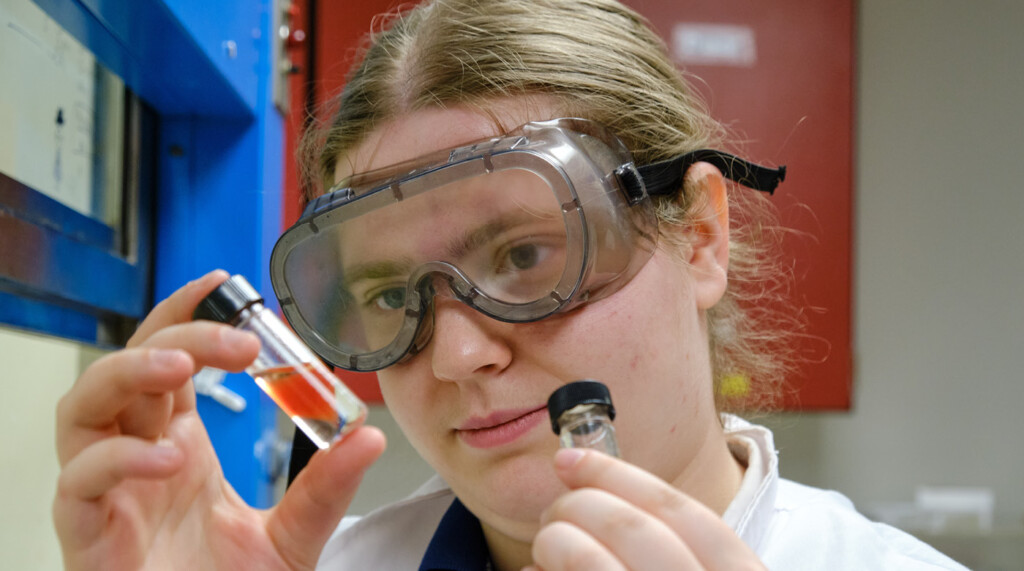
[
  {"left": 52, "top": 270, "right": 385, "bottom": 570},
  {"left": 532, "top": 381, "right": 766, "bottom": 570},
  {"left": 193, "top": 274, "right": 367, "bottom": 448}
]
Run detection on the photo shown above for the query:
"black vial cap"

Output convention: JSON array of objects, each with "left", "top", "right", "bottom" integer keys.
[
  {"left": 192, "top": 274, "right": 263, "bottom": 324},
  {"left": 547, "top": 380, "right": 616, "bottom": 435}
]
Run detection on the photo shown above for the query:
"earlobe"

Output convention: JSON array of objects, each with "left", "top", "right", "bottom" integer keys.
[{"left": 681, "top": 162, "right": 730, "bottom": 310}]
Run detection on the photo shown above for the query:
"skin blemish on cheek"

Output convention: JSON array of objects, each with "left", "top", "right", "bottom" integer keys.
[
  {"left": 629, "top": 355, "right": 640, "bottom": 370},
  {"left": 670, "top": 424, "right": 677, "bottom": 434}
]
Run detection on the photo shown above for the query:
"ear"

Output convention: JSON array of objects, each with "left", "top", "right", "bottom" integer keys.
[{"left": 681, "top": 162, "right": 730, "bottom": 310}]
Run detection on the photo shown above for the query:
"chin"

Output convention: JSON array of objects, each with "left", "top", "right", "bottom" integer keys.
[{"left": 451, "top": 449, "right": 565, "bottom": 533}]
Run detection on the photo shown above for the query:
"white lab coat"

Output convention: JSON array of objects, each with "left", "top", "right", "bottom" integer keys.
[{"left": 316, "top": 415, "right": 966, "bottom": 570}]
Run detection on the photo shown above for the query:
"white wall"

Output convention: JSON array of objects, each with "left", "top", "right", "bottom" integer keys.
[
  {"left": 764, "top": 0, "right": 1024, "bottom": 538},
  {"left": 0, "top": 327, "right": 106, "bottom": 569}
]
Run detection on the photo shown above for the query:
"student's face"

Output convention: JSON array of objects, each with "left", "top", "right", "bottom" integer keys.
[{"left": 334, "top": 101, "right": 726, "bottom": 542}]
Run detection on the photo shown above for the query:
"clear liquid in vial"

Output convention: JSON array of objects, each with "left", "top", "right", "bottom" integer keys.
[{"left": 559, "top": 408, "right": 620, "bottom": 457}]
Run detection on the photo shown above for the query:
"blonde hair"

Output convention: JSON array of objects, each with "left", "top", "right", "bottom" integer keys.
[{"left": 300, "top": 0, "right": 799, "bottom": 411}]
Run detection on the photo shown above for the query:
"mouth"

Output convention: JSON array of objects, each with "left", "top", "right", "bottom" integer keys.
[{"left": 456, "top": 405, "right": 549, "bottom": 449}]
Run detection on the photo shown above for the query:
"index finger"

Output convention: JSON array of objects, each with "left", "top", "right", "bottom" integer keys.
[
  {"left": 552, "top": 449, "right": 763, "bottom": 569},
  {"left": 127, "top": 269, "right": 230, "bottom": 348}
]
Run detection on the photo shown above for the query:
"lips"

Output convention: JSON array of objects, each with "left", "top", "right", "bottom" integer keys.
[{"left": 456, "top": 405, "right": 548, "bottom": 449}]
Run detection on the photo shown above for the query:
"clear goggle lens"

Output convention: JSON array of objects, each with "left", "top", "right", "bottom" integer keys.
[
  {"left": 271, "top": 118, "right": 785, "bottom": 371},
  {"left": 286, "top": 167, "right": 572, "bottom": 354}
]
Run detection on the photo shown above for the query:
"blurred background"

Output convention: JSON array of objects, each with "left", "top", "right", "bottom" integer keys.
[{"left": 1, "top": 0, "right": 1021, "bottom": 568}]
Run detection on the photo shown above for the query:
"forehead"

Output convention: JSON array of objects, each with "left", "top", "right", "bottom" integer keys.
[
  {"left": 338, "top": 167, "right": 560, "bottom": 262},
  {"left": 333, "top": 98, "right": 559, "bottom": 184}
]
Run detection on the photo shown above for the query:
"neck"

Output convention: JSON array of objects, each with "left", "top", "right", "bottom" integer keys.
[
  {"left": 671, "top": 418, "right": 746, "bottom": 516},
  {"left": 481, "top": 522, "right": 533, "bottom": 571}
]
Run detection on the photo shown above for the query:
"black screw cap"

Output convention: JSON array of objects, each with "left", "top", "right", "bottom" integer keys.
[
  {"left": 547, "top": 380, "right": 615, "bottom": 435},
  {"left": 192, "top": 274, "right": 263, "bottom": 324}
]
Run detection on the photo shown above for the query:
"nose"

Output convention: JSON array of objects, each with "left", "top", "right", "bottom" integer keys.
[{"left": 427, "top": 296, "right": 514, "bottom": 383}]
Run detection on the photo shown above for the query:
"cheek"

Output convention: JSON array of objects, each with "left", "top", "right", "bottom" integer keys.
[
  {"left": 375, "top": 367, "right": 436, "bottom": 450},
  {"left": 521, "top": 252, "right": 710, "bottom": 424},
  {"left": 532, "top": 256, "right": 696, "bottom": 370},
  {"left": 513, "top": 313, "right": 687, "bottom": 412}
]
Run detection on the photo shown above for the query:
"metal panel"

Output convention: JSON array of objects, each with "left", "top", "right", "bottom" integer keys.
[
  {"left": 0, "top": 89, "right": 155, "bottom": 344},
  {"left": 30, "top": 0, "right": 253, "bottom": 118},
  {"left": 0, "top": 205, "right": 144, "bottom": 316},
  {"left": 11, "top": 0, "right": 285, "bottom": 507},
  {"left": 0, "top": 291, "right": 98, "bottom": 343},
  {"left": 0, "top": 174, "right": 114, "bottom": 250}
]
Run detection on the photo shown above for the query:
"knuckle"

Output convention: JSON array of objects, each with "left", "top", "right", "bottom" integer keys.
[
  {"left": 208, "top": 322, "right": 247, "bottom": 350},
  {"left": 534, "top": 522, "right": 605, "bottom": 571},
  {"left": 570, "top": 449, "right": 628, "bottom": 491},
  {"left": 563, "top": 487, "right": 605, "bottom": 509},
  {"left": 656, "top": 485, "right": 691, "bottom": 514},
  {"left": 182, "top": 320, "right": 220, "bottom": 346},
  {"left": 546, "top": 487, "right": 603, "bottom": 521},
  {"left": 615, "top": 508, "right": 650, "bottom": 533}
]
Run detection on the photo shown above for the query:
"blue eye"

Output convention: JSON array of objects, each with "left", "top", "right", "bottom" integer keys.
[{"left": 373, "top": 287, "right": 406, "bottom": 310}]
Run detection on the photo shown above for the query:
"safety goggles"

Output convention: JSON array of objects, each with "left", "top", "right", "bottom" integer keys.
[{"left": 270, "top": 118, "right": 785, "bottom": 372}]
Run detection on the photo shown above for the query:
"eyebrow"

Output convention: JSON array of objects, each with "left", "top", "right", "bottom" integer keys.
[
  {"left": 447, "top": 214, "right": 524, "bottom": 259},
  {"left": 343, "top": 211, "right": 556, "bottom": 287},
  {"left": 342, "top": 258, "right": 415, "bottom": 290}
]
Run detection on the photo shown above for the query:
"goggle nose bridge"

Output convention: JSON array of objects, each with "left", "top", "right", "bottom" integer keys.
[
  {"left": 393, "top": 263, "right": 502, "bottom": 364},
  {"left": 407, "top": 260, "right": 477, "bottom": 302},
  {"left": 405, "top": 261, "right": 519, "bottom": 328}
]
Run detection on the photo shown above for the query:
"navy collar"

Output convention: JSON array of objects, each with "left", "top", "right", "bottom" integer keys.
[{"left": 419, "top": 498, "right": 493, "bottom": 571}]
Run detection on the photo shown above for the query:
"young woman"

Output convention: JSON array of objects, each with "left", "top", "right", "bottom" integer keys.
[{"left": 53, "top": 1, "right": 963, "bottom": 569}]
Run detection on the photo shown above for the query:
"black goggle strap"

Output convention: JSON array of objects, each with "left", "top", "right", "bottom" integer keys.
[{"left": 624, "top": 149, "right": 786, "bottom": 204}]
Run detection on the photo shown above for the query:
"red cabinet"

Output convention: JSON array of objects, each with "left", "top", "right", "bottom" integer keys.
[{"left": 630, "top": 0, "right": 856, "bottom": 409}]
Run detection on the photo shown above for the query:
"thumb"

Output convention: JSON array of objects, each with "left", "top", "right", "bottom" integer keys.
[{"left": 266, "top": 426, "right": 386, "bottom": 569}]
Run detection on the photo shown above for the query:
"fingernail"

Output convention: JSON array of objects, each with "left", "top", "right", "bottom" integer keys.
[
  {"left": 554, "top": 447, "right": 586, "bottom": 470},
  {"left": 151, "top": 348, "right": 186, "bottom": 368},
  {"left": 152, "top": 438, "right": 183, "bottom": 463},
  {"left": 222, "top": 328, "right": 257, "bottom": 351},
  {"left": 208, "top": 269, "right": 229, "bottom": 282},
  {"left": 194, "top": 269, "right": 227, "bottom": 289}
]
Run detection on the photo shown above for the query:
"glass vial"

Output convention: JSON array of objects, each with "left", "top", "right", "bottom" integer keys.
[
  {"left": 194, "top": 274, "right": 367, "bottom": 449},
  {"left": 547, "top": 380, "right": 620, "bottom": 457}
]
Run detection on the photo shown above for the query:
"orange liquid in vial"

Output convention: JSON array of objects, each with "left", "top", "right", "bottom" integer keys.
[{"left": 252, "top": 363, "right": 363, "bottom": 446}]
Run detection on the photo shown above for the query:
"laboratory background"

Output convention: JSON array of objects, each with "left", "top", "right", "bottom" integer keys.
[{"left": 1, "top": 0, "right": 1021, "bottom": 569}]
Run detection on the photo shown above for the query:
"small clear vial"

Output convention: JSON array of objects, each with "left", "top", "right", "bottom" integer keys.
[
  {"left": 194, "top": 274, "right": 367, "bottom": 449},
  {"left": 547, "top": 380, "right": 620, "bottom": 457}
]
